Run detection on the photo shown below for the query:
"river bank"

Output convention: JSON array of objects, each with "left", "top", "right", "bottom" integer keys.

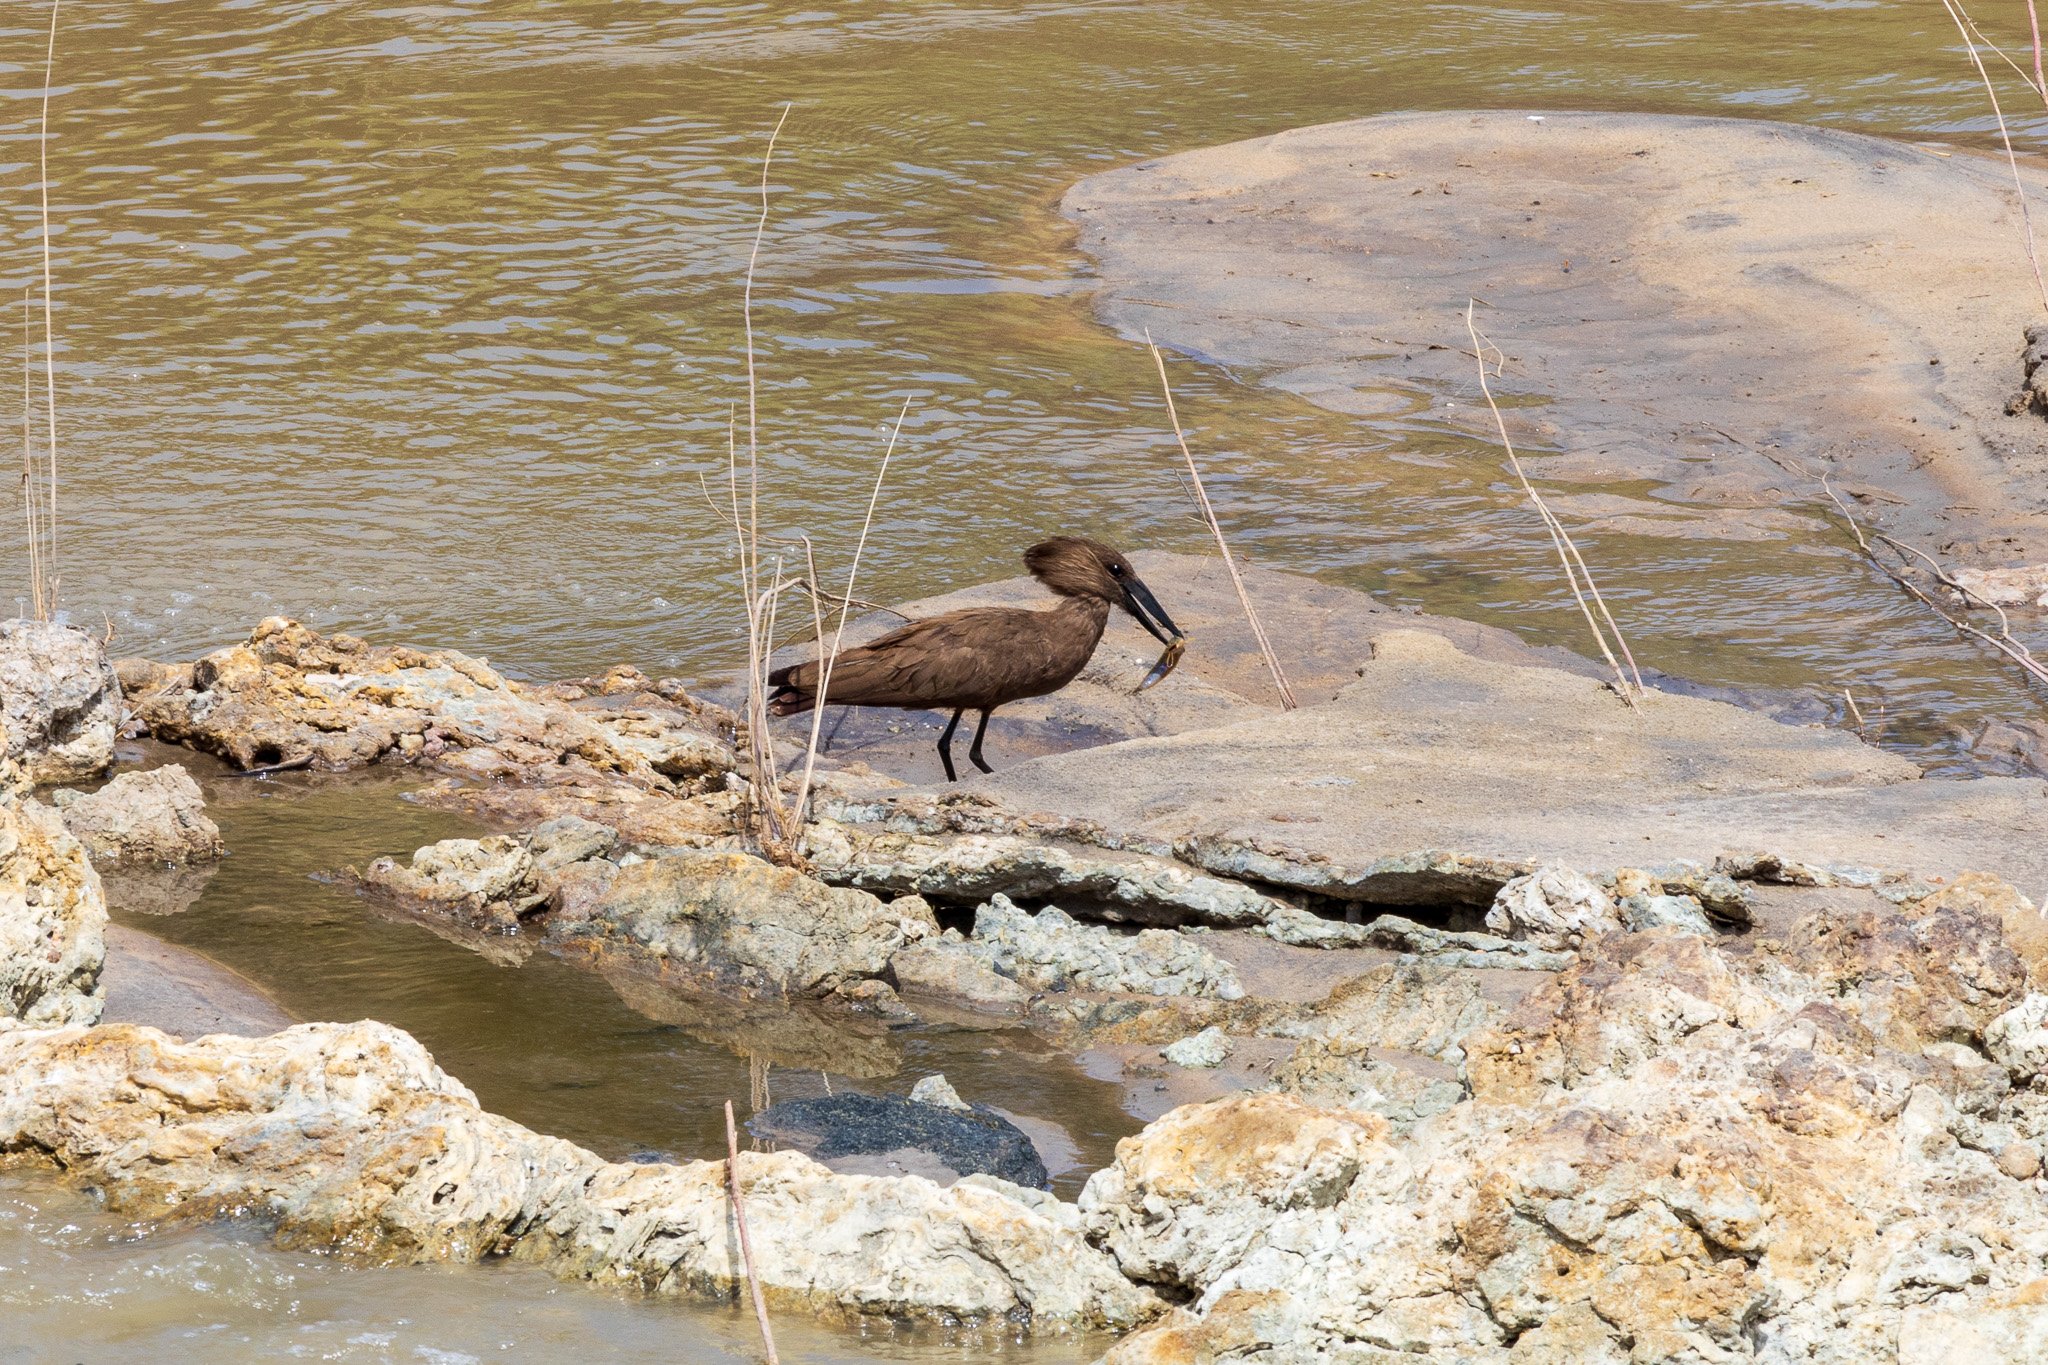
[{"left": 5, "top": 511, "right": 2048, "bottom": 1358}]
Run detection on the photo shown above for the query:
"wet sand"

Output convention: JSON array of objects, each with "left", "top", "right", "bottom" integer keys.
[{"left": 1065, "top": 111, "right": 2048, "bottom": 569}]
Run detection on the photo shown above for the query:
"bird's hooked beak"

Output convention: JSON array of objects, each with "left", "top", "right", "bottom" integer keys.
[{"left": 1120, "top": 573, "right": 1183, "bottom": 648}]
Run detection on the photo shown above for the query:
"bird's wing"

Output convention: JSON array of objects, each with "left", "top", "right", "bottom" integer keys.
[{"left": 786, "top": 606, "right": 1040, "bottom": 709}]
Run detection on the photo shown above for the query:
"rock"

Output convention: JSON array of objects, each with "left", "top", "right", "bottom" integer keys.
[
  {"left": 528, "top": 815, "right": 617, "bottom": 868},
  {"left": 968, "top": 625, "right": 2048, "bottom": 923},
  {"left": 1358, "top": 913, "right": 1574, "bottom": 971},
  {"left": 1079, "top": 1093, "right": 1383, "bottom": 1295},
  {"left": 1068, "top": 109, "right": 2048, "bottom": 587},
  {"left": 888, "top": 938, "right": 1032, "bottom": 1014},
  {"left": 547, "top": 849, "right": 937, "bottom": 998},
  {"left": 52, "top": 765, "right": 221, "bottom": 864},
  {"left": 0, "top": 1021, "right": 1149, "bottom": 1329},
  {"left": 414, "top": 776, "right": 744, "bottom": 851},
  {"left": 360, "top": 835, "right": 545, "bottom": 934},
  {"left": 1986, "top": 994, "right": 2048, "bottom": 1083},
  {"left": 750, "top": 1092, "right": 1049, "bottom": 1189},
  {"left": 966, "top": 894, "right": 1244, "bottom": 999},
  {"left": 0, "top": 619, "right": 118, "bottom": 784},
  {"left": 1270, "top": 1045, "right": 1464, "bottom": 1136},
  {"left": 126, "top": 618, "right": 734, "bottom": 789},
  {"left": 908, "top": 1073, "right": 969, "bottom": 1111},
  {"left": 1616, "top": 891, "right": 1714, "bottom": 936},
  {"left": 1305, "top": 961, "right": 1504, "bottom": 1065},
  {"left": 1088, "top": 892, "right": 2048, "bottom": 1362},
  {"left": 2006, "top": 322, "right": 2048, "bottom": 420},
  {"left": 1163, "top": 1027, "right": 1232, "bottom": 1069},
  {"left": 1997, "top": 1140, "right": 2042, "bottom": 1181},
  {"left": 0, "top": 790, "right": 105, "bottom": 1028},
  {"left": 1484, "top": 864, "right": 1621, "bottom": 949},
  {"left": 806, "top": 818, "right": 1302, "bottom": 933}
]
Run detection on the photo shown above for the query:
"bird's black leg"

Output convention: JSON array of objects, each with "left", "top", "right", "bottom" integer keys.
[
  {"left": 936, "top": 707, "right": 963, "bottom": 783},
  {"left": 967, "top": 708, "right": 995, "bottom": 774}
]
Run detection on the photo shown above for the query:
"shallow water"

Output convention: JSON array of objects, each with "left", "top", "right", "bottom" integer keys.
[
  {"left": 0, "top": 1167, "right": 1105, "bottom": 1363},
  {"left": 0, "top": 1, "right": 2043, "bottom": 765},
  {"left": 5, "top": 0, "right": 2048, "bottom": 1355}
]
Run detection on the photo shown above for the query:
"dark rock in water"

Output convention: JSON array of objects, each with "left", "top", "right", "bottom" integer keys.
[{"left": 750, "top": 1093, "right": 1049, "bottom": 1189}]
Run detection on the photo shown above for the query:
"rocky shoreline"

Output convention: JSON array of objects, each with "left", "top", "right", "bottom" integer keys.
[{"left": 0, "top": 525, "right": 2045, "bottom": 1360}]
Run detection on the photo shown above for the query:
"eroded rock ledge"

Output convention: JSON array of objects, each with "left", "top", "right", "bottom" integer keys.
[{"left": 0, "top": 1021, "right": 1153, "bottom": 1332}]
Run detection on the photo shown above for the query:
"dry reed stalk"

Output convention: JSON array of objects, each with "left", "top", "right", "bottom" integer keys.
[
  {"left": 1843, "top": 687, "right": 1868, "bottom": 734},
  {"left": 1143, "top": 336, "right": 1297, "bottom": 710},
  {"left": 2032, "top": 0, "right": 2047, "bottom": 99},
  {"left": 1463, "top": 302, "right": 1644, "bottom": 706},
  {"left": 20, "top": 295, "right": 42, "bottom": 622},
  {"left": 1937, "top": 0, "right": 2048, "bottom": 314},
  {"left": 726, "top": 105, "right": 805, "bottom": 862},
  {"left": 788, "top": 396, "right": 910, "bottom": 831},
  {"left": 34, "top": 1, "right": 60, "bottom": 614},
  {"left": 723, "top": 1100, "right": 780, "bottom": 1365},
  {"left": 1819, "top": 476, "right": 2048, "bottom": 689}
]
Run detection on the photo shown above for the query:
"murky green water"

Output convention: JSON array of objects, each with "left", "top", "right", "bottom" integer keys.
[{"left": 5, "top": 0, "right": 2048, "bottom": 1356}]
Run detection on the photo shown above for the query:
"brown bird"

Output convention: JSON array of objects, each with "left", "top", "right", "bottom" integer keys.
[{"left": 767, "top": 536, "right": 1185, "bottom": 781}]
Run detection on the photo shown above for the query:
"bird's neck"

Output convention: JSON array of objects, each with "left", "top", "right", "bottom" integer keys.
[{"left": 1056, "top": 592, "right": 1112, "bottom": 641}]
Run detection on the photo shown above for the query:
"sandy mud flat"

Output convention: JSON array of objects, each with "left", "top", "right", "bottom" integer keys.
[{"left": 1065, "top": 110, "right": 2048, "bottom": 569}]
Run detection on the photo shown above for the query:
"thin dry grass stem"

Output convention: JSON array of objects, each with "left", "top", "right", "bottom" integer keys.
[
  {"left": 1463, "top": 302, "right": 1644, "bottom": 707},
  {"left": 2032, "top": 0, "right": 2047, "bottom": 100},
  {"left": 34, "top": 0, "right": 60, "bottom": 616},
  {"left": 788, "top": 396, "right": 910, "bottom": 835},
  {"left": 20, "top": 294, "right": 42, "bottom": 622},
  {"left": 1843, "top": 687, "right": 1868, "bottom": 734},
  {"left": 723, "top": 1100, "right": 780, "bottom": 1365},
  {"left": 1953, "top": 6, "right": 2046, "bottom": 95},
  {"left": 1820, "top": 476, "right": 2048, "bottom": 689},
  {"left": 742, "top": 104, "right": 790, "bottom": 609},
  {"left": 1143, "top": 335, "right": 1297, "bottom": 710},
  {"left": 1938, "top": 0, "right": 2048, "bottom": 314},
  {"left": 725, "top": 107, "right": 821, "bottom": 865}
]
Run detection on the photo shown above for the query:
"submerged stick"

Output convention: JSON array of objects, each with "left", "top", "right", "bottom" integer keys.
[
  {"left": 1464, "top": 302, "right": 1643, "bottom": 707},
  {"left": 1145, "top": 336, "right": 1296, "bottom": 710},
  {"left": 723, "top": 1100, "right": 780, "bottom": 1365},
  {"left": 1819, "top": 476, "right": 2048, "bottom": 690}
]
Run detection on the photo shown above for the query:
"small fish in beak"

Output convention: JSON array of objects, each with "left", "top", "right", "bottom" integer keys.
[
  {"left": 1118, "top": 571, "right": 1188, "bottom": 692},
  {"left": 1138, "top": 634, "right": 1187, "bottom": 691}
]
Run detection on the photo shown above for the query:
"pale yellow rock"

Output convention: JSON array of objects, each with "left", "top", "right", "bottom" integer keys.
[{"left": 0, "top": 1020, "right": 1154, "bottom": 1331}]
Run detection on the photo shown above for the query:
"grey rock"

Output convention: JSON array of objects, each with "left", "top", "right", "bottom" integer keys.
[
  {"left": 360, "top": 834, "right": 543, "bottom": 934},
  {"left": 807, "top": 817, "right": 1302, "bottom": 932},
  {"left": 908, "top": 1073, "right": 971, "bottom": 1111},
  {"left": 1485, "top": 865, "right": 1621, "bottom": 950},
  {"left": 1163, "top": 1026, "right": 1232, "bottom": 1069},
  {"left": 0, "top": 619, "right": 118, "bottom": 784},
  {"left": 53, "top": 765, "right": 221, "bottom": 865},
  {"left": 549, "top": 849, "right": 938, "bottom": 998},
  {"left": 888, "top": 938, "right": 1032, "bottom": 1014},
  {"left": 528, "top": 814, "right": 617, "bottom": 869},
  {"left": 1618, "top": 891, "right": 1714, "bottom": 936},
  {"left": 969, "top": 894, "right": 1244, "bottom": 999}
]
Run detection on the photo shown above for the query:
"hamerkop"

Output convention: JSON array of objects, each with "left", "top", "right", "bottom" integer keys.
[{"left": 767, "top": 536, "right": 1186, "bottom": 782}]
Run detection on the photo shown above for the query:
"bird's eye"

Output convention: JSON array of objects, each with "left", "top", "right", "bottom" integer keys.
[{"left": 1109, "top": 563, "right": 1125, "bottom": 577}]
